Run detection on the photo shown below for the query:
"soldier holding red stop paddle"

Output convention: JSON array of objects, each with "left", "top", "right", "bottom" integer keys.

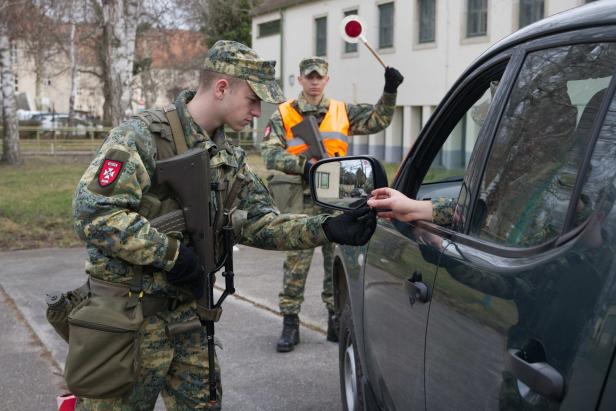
[{"left": 261, "top": 19, "right": 404, "bottom": 351}]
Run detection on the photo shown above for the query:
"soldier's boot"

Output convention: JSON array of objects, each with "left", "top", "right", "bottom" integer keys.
[
  {"left": 327, "top": 310, "right": 339, "bottom": 343},
  {"left": 276, "top": 314, "right": 300, "bottom": 352}
]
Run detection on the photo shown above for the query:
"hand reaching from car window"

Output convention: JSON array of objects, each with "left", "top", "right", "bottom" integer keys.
[{"left": 367, "top": 187, "right": 433, "bottom": 222}]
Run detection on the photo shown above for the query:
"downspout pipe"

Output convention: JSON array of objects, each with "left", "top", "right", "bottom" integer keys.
[{"left": 279, "top": 7, "right": 285, "bottom": 96}]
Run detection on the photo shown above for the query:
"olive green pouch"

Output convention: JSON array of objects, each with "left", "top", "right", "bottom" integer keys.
[
  {"left": 45, "top": 284, "right": 89, "bottom": 343},
  {"left": 267, "top": 173, "right": 304, "bottom": 213},
  {"left": 64, "top": 295, "right": 144, "bottom": 398}
]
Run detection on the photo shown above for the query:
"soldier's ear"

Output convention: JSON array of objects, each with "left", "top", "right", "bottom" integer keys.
[{"left": 214, "top": 78, "right": 231, "bottom": 99}]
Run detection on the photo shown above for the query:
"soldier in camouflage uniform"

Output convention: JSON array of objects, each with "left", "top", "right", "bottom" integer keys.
[
  {"left": 71, "top": 40, "right": 376, "bottom": 410},
  {"left": 260, "top": 56, "right": 403, "bottom": 352}
]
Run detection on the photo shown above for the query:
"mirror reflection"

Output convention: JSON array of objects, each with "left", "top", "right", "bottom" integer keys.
[{"left": 314, "top": 159, "right": 374, "bottom": 209}]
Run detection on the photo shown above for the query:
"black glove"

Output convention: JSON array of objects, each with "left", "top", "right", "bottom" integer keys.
[
  {"left": 303, "top": 160, "right": 312, "bottom": 183},
  {"left": 322, "top": 205, "right": 377, "bottom": 246},
  {"left": 167, "top": 243, "right": 205, "bottom": 299},
  {"left": 384, "top": 66, "right": 404, "bottom": 94}
]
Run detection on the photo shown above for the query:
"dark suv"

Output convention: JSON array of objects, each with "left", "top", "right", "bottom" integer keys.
[{"left": 311, "top": 2, "right": 616, "bottom": 410}]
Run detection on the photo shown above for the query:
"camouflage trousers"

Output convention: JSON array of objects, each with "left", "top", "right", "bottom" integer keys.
[
  {"left": 77, "top": 304, "right": 222, "bottom": 411},
  {"left": 279, "top": 196, "right": 334, "bottom": 315}
]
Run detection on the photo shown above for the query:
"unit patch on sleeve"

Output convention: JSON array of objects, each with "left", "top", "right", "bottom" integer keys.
[
  {"left": 262, "top": 124, "right": 271, "bottom": 140},
  {"left": 87, "top": 149, "right": 131, "bottom": 195},
  {"left": 99, "top": 159, "right": 123, "bottom": 187}
]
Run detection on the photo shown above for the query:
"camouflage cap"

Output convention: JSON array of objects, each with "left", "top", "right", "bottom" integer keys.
[
  {"left": 299, "top": 57, "right": 328, "bottom": 76},
  {"left": 203, "top": 40, "right": 284, "bottom": 104}
]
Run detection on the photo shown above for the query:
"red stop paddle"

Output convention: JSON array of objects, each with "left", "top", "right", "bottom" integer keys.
[{"left": 340, "top": 15, "right": 386, "bottom": 68}]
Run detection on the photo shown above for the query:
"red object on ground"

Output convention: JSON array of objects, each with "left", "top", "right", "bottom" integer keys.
[
  {"left": 344, "top": 20, "right": 362, "bottom": 38},
  {"left": 57, "top": 394, "right": 76, "bottom": 411}
]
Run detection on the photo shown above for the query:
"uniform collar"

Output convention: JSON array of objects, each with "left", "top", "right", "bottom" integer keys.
[
  {"left": 294, "top": 92, "right": 330, "bottom": 116},
  {"left": 174, "top": 89, "right": 228, "bottom": 151}
]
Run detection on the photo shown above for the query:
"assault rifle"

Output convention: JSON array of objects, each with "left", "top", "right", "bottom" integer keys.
[
  {"left": 291, "top": 115, "right": 327, "bottom": 159},
  {"left": 151, "top": 147, "right": 235, "bottom": 406}
]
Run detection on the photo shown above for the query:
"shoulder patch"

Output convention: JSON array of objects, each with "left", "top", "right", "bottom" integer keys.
[
  {"left": 98, "top": 159, "right": 123, "bottom": 187},
  {"left": 263, "top": 124, "right": 271, "bottom": 140},
  {"left": 87, "top": 149, "right": 131, "bottom": 196}
]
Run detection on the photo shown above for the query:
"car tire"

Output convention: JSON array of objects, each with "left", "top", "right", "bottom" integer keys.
[{"left": 339, "top": 299, "right": 365, "bottom": 411}]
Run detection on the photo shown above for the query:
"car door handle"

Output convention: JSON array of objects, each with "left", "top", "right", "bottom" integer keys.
[
  {"left": 405, "top": 273, "right": 432, "bottom": 305},
  {"left": 506, "top": 349, "right": 564, "bottom": 402}
]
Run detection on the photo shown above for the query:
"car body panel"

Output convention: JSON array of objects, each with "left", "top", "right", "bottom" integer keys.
[
  {"left": 362, "top": 219, "right": 441, "bottom": 410},
  {"left": 331, "top": 3, "right": 616, "bottom": 410}
]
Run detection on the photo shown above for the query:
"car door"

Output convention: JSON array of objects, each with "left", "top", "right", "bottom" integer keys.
[
  {"left": 361, "top": 53, "right": 512, "bottom": 410},
  {"left": 425, "top": 38, "right": 616, "bottom": 410}
]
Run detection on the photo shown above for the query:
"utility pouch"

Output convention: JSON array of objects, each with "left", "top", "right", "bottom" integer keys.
[
  {"left": 46, "top": 284, "right": 89, "bottom": 343},
  {"left": 64, "top": 295, "right": 144, "bottom": 398},
  {"left": 267, "top": 173, "right": 304, "bottom": 213}
]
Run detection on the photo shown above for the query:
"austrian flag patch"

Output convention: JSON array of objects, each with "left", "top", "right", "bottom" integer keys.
[{"left": 98, "top": 159, "right": 123, "bottom": 187}]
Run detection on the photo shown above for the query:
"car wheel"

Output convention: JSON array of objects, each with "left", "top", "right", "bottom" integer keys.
[{"left": 339, "top": 299, "right": 364, "bottom": 411}]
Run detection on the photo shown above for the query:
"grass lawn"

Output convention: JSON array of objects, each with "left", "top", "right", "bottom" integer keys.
[
  {"left": 0, "top": 152, "right": 402, "bottom": 251},
  {"left": 0, "top": 155, "right": 92, "bottom": 250}
]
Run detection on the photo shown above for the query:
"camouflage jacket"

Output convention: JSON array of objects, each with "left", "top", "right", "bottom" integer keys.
[
  {"left": 72, "top": 90, "right": 328, "bottom": 297},
  {"left": 260, "top": 91, "right": 397, "bottom": 175},
  {"left": 432, "top": 197, "right": 456, "bottom": 226}
]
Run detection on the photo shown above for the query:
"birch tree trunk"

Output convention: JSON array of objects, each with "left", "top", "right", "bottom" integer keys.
[
  {"left": 101, "top": 0, "right": 141, "bottom": 126},
  {"left": 35, "top": 48, "right": 46, "bottom": 110},
  {"left": 68, "top": 8, "right": 78, "bottom": 126},
  {"left": 0, "top": 25, "right": 20, "bottom": 164}
]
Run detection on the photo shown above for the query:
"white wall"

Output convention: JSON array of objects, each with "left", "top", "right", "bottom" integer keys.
[{"left": 252, "top": 0, "right": 588, "bottom": 158}]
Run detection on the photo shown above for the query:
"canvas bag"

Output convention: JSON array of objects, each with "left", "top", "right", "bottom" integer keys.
[{"left": 64, "top": 294, "right": 144, "bottom": 398}]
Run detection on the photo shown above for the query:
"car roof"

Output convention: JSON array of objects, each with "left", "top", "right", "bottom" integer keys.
[{"left": 470, "top": 2, "right": 616, "bottom": 75}]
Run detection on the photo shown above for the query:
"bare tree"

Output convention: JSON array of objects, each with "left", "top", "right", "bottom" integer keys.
[
  {"left": 1, "top": 0, "right": 21, "bottom": 164},
  {"left": 93, "top": 0, "right": 142, "bottom": 126}
]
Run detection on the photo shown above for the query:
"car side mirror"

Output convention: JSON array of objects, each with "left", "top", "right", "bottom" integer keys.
[{"left": 309, "top": 155, "right": 388, "bottom": 211}]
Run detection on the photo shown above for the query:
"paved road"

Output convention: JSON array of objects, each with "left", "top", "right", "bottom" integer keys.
[{"left": 0, "top": 246, "right": 340, "bottom": 410}]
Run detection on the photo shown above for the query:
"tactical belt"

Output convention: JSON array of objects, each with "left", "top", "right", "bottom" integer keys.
[{"left": 88, "top": 276, "right": 178, "bottom": 317}]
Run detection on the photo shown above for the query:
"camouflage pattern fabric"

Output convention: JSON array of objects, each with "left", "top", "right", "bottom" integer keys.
[
  {"left": 299, "top": 56, "right": 328, "bottom": 76},
  {"left": 77, "top": 304, "right": 222, "bottom": 411},
  {"left": 260, "top": 90, "right": 396, "bottom": 315},
  {"left": 203, "top": 40, "right": 284, "bottom": 104},
  {"left": 72, "top": 89, "right": 329, "bottom": 408},
  {"left": 431, "top": 197, "right": 456, "bottom": 227},
  {"left": 279, "top": 195, "right": 335, "bottom": 314}
]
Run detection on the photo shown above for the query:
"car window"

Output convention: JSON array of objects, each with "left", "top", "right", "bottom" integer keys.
[
  {"left": 469, "top": 42, "right": 616, "bottom": 247},
  {"left": 575, "top": 88, "right": 616, "bottom": 233},
  {"left": 423, "top": 81, "right": 499, "bottom": 185}
]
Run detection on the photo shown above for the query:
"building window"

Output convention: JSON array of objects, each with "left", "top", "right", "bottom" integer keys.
[
  {"left": 258, "top": 19, "right": 281, "bottom": 37},
  {"left": 315, "top": 16, "right": 327, "bottom": 56},
  {"left": 519, "top": 0, "right": 544, "bottom": 28},
  {"left": 418, "top": 0, "right": 436, "bottom": 43},
  {"left": 317, "top": 171, "right": 330, "bottom": 189},
  {"left": 466, "top": 0, "right": 487, "bottom": 38},
  {"left": 378, "top": 2, "right": 395, "bottom": 49},
  {"left": 344, "top": 9, "right": 359, "bottom": 53}
]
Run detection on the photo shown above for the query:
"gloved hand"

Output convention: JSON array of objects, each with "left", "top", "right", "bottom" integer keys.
[
  {"left": 322, "top": 205, "right": 377, "bottom": 246},
  {"left": 384, "top": 67, "right": 404, "bottom": 93},
  {"left": 303, "top": 159, "right": 313, "bottom": 183},
  {"left": 167, "top": 243, "right": 205, "bottom": 299}
]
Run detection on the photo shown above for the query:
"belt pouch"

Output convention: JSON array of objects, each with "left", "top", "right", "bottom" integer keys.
[
  {"left": 267, "top": 173, "right": 304, "bottom": 213},
  {"left": 64, "top": 295, "right": 144, "bottom": 398}
]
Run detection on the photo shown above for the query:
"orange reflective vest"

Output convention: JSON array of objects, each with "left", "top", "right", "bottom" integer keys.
[{"left": 279, "top": 99, "right": 350, "bottom": 157}]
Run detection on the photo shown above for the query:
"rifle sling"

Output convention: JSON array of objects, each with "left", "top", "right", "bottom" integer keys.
[{"left": 164, "top": 104, "right": 188, "bottom": 155}]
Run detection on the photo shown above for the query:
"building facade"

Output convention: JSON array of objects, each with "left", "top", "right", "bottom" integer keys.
[{"left": 252, "top": 0, "right": 597, "bottom": 163}]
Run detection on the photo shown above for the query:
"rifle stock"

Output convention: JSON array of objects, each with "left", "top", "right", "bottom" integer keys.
[
  {"left": 155, "top": 147, "right": 215, "bottom": 304},
  {"left": 291, "top": 115, "right": 326, "bottom": 159},
  {"left": 155, "top": 147, "right": 221, "bottom": 403}
]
